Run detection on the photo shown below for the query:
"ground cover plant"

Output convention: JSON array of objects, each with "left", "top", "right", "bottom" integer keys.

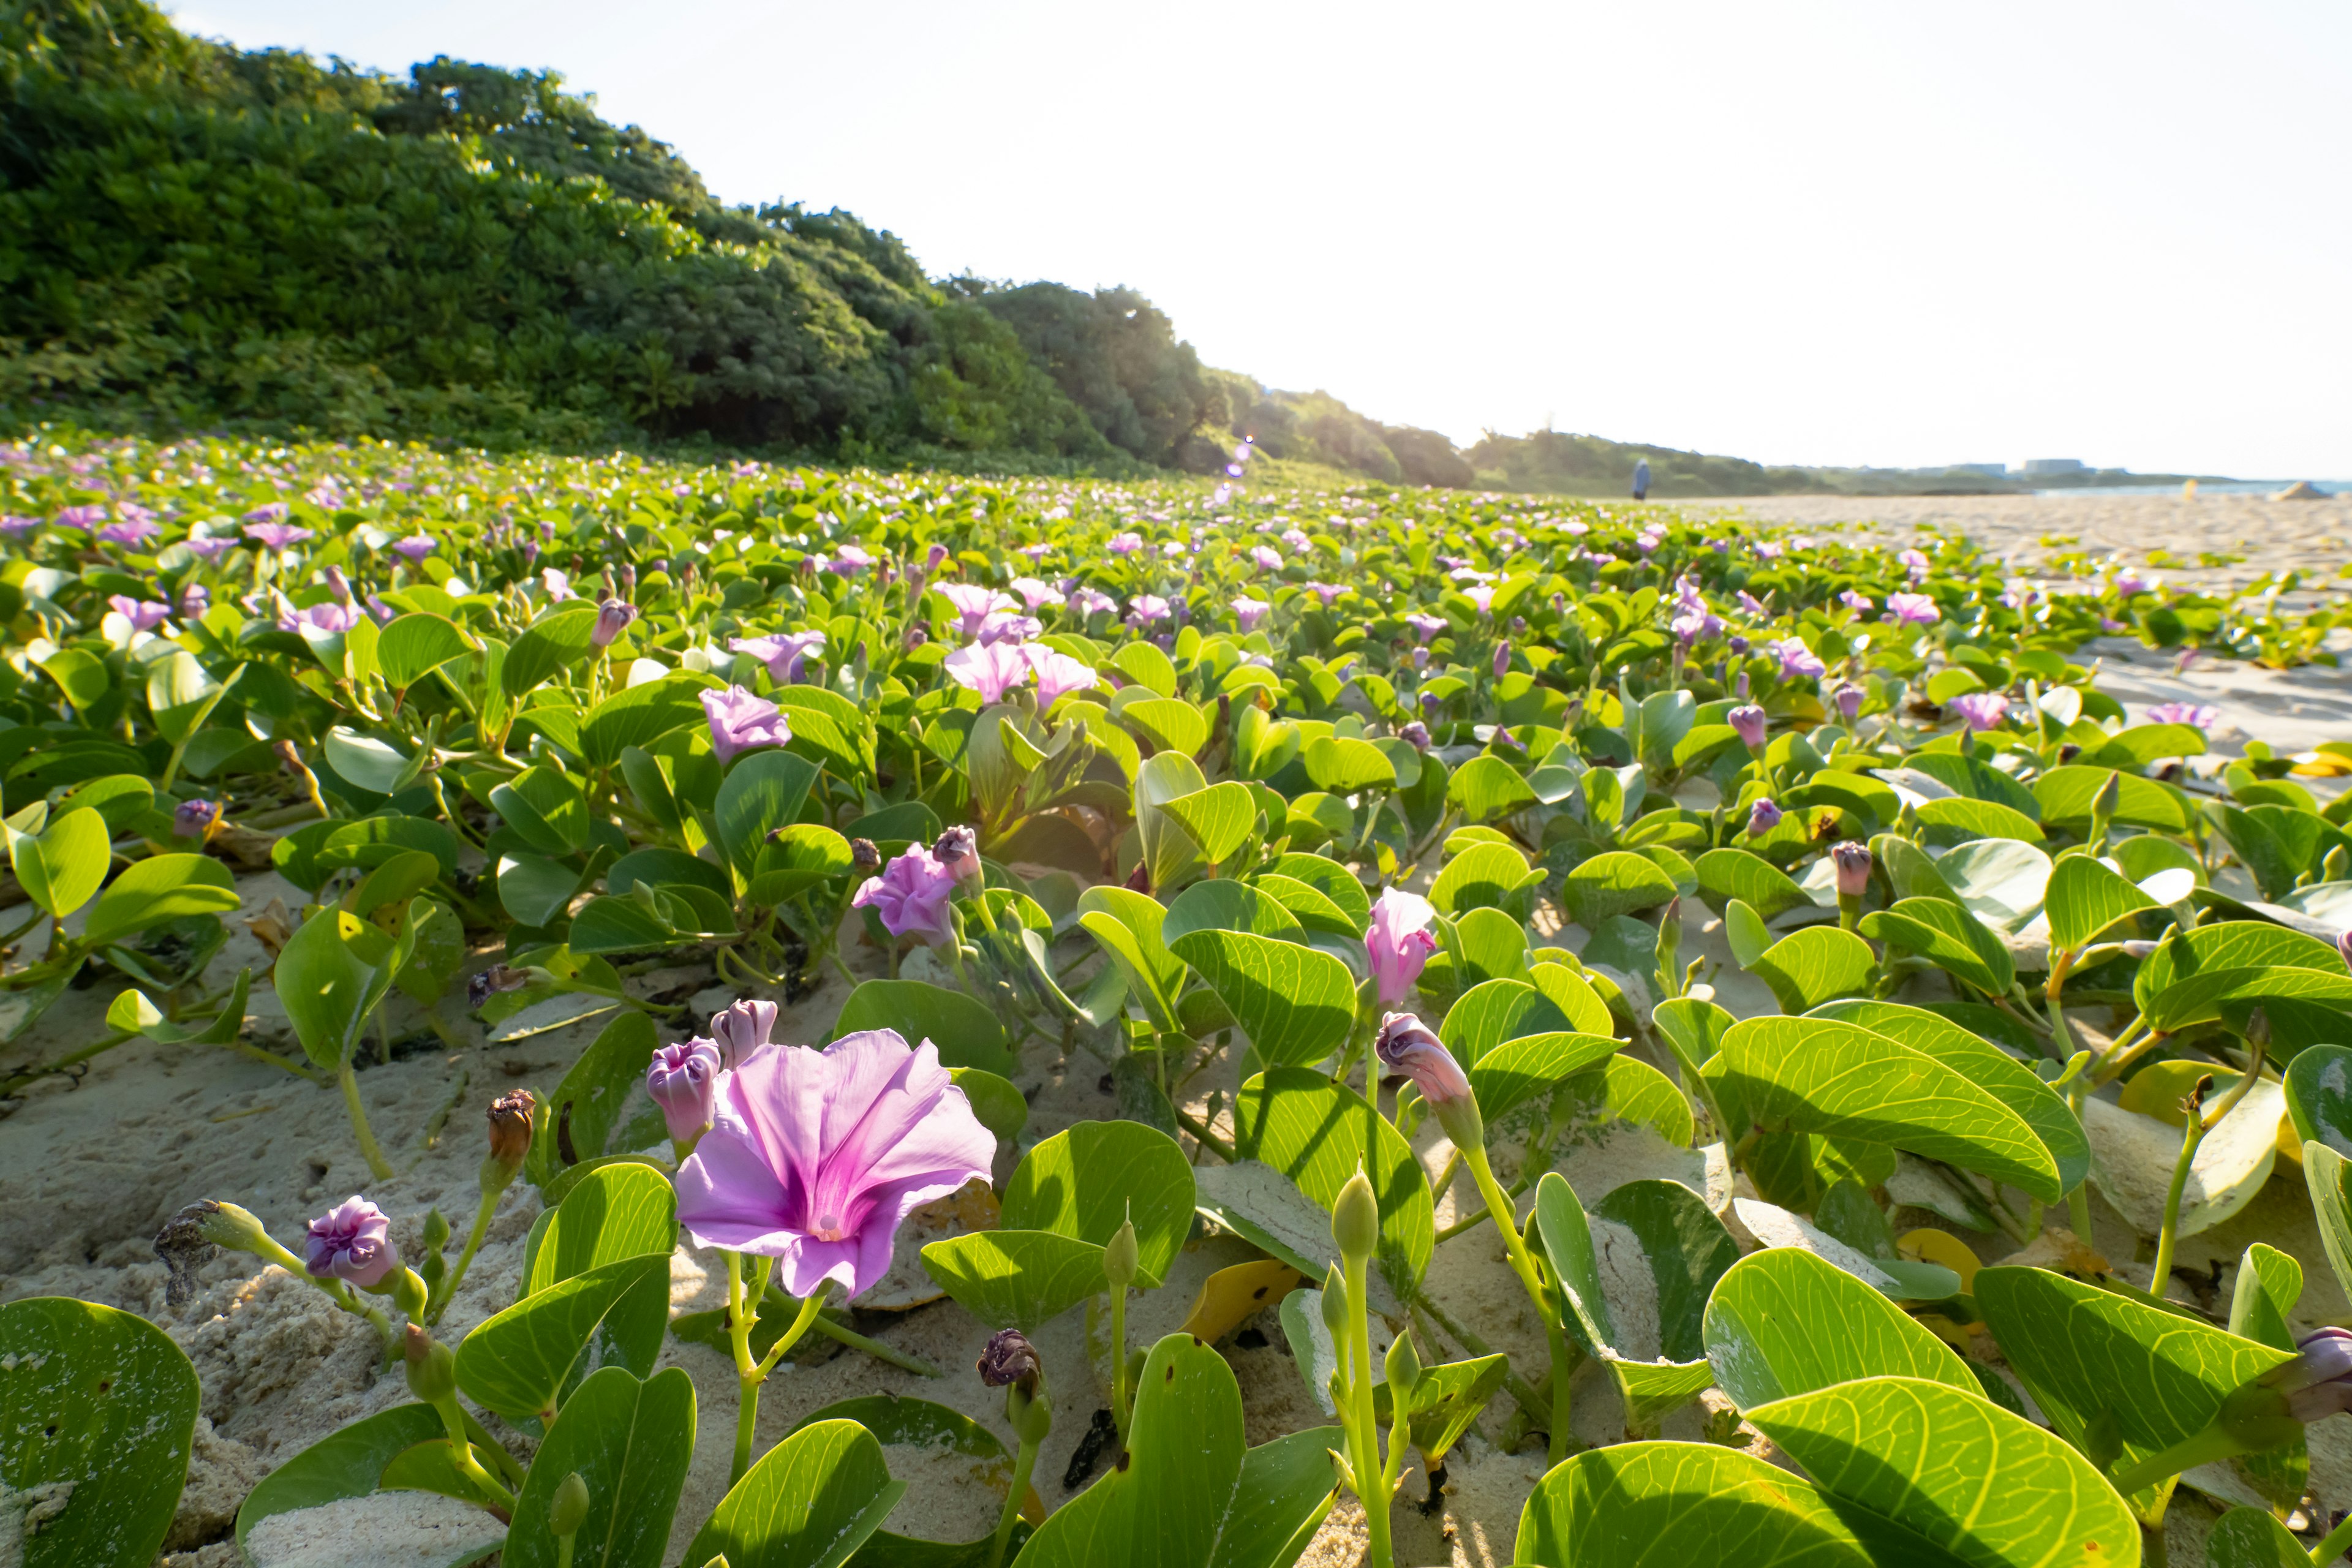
[{"left": 4, "top": 424, "right": 2352, "bottom": 1567}]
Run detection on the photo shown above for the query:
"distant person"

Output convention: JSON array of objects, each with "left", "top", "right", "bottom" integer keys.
[{"left": 1632, "top": 458, "right": 1651, "bottom": 502}]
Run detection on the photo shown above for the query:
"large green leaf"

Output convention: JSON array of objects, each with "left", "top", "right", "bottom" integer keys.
[
  {"left": 1591, "top": 1180, "right": 1741, "bottom": 1364},
  {"left": 1168, "top": 927, "right": 1354, "bottom": 1068},
  {"left": 1710, "top": 1016, "right": 2061, "bottom": 1200},
  {"left": 81, "top": 851, "right": 241, "bottom": 945},
  {"left": 1012, "top": 1333, "right": 1338, "bottom": 1568},
  {"left": 1532, "top": 1174, "right": 1733, "bottom": 1426},
  {"left": 492, "top": 765, "right": 590, "bottom": 856},
  {"left": 715, "top": 748, "right": 822, "bottom": 881},
  {"left": 1157, "top": 781, "right": 1258, "bottom": 867},
  {"left": 1860, "top": 896, "right": 2015, "bottom": 997},
  {"left": 9, "top": 804, "right": 109, "bottom": 919},
  {"left": 581, "top": 674, "right": 724, "bottom": 767},
  {"left": 1000, "top": 1120, "right": 1195, "bottom": 1287},
  {"left": 1135, "top": 750, "right": 1211, "bottom": 891},
  {"left": 2135, "top": 922, "right": 2340, "bottom": 1015},
  {"left": 503, "top": 603, "right": 600, "bottom": 696},
  {"left": 1267, "top": 853, "right": 1370, "bottom": 933},
  {"left": 2285, "top": 1045, "right": 2352, "bottom": 1156},
  {"left": 526, "top": 1162, "right": 677, "bottom": 1295},
  {"left": 527, "top": 1009, "right": 662, "bottom": 1188},
  {"left": 919, "top": 1229, "right": 1108, "bottom": 1331},
  {"left": 1231, "top": 1068, "right": 1434, "bottom": 1292},
  {"left": 1077, "top": 887, "right": 1185, "bottom": 1033},
  {"left": 236, "top": 1404, "right": 469, "bottom": 1555},
  {"left": 1744, "top": 1376, "right": 2138, "bottom": 1568},
  {"left": 2034, "top": 766, "right": 2190, "bottom": 832},
  {"left": 683, "top": 1418, "right": 903, "bottom": 1568},
  {"left": 0, "top": 1297, "right": 199, "bottom": 1568},
  {"left": 832, "top": 980, "right": 1014, "bottom": 1076},
  {"left": 455, "top": 1253, "right": 672, "bottom": 1423},
  {"left": 2045, "top": 854, "right": 2160, "bottom": 951},
  {"left": 1449, "top": 753, "right": 1538, "bottom": 821},
  {"left": 1513, "top": 1441, "right": 1966, "bottom": 1568},
  {"left": 1694, "top": 847, "right": 1819, "bottom": 921},
  {"left": 1440, "top": 976, "right": 1572, "bottom": 1068},
  {"left": 1162, "top": 878, "right": 1304, "bottom": 945},
  {"left": 1702, "top": 1248, "right": 1974, "bottom": 1411},
  {"left": 2205, "top": 1508, "right": 2310, "bottom": 1568},
  {"left": 1561, "top": 850, "right": 1682, "bottom": 926},
  {"left": 502, "top": 1367, "right": 696, "bottom": 1568},
  {"left": 1975, "top": 1265, "right": 2295, "bottom": 1518},
  {"left": 1744, "top": 925, "right": 1877, "bottom": 1013},
  {"left": 2303, "top": 1142, "right": 2352, "bottom": 1307},
  {"left": 1811, "top": 1000, "right": 2091, "bottom": 1194},
  {"left": 377, "top": 612, "right": 473, "bottom": 690},
  {"left": 274, "top": 905, "right": 409, "bottom": 1070},
  {"left": 1303, "top": 733, "right": 1397, "bottom": 792},
  {"left": 1469, "top": 1032, "right": 1621, "bottom": 1123},
  {"left": 1429, "top": 840, "right": 1539, "bottom": 916}
]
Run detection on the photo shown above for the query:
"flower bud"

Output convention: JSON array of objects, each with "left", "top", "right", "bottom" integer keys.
[
  {"left": 323, "top": 565, "right": 352, "bottom": 605},
  {"left": 2337, "top": 930, "right": 2352, "bottom": 976},
  {"left": 709, "top": 998, "right": 777, "bottom": 1069},
  {"left": 1831, "top": 840, "right": 1874, "bottom": 899},
  {"left": 2272, "top": 1327, "right": 2352, "bottom": 1423},
  {"left": 391, "top": 1265, "right": 429, "bottom": 1316},
  {"left": 1384, "top": 1327, "right": 1422, "bottom": 1392},
  {"left": 1103, "top": 1213, "right": 1139, "bottom": 1290},
  {"left": 926, "top": 542, "right": 950, "bottom": 572},
  {"left": 1728, "top": 704, "right": 1768, "bottom": 752},
  {"left": 1332, "top": 1166, "right": 1380, "bottom": 1263},
  {"left": 647, "top": 1039, "right": 722, "bottom": 1145},
  {"left": 549, "top": 1471, "right": 591, "bottom": 1538},
  {"left": 173, "top": 798, "right": 221, "bottom": 840},
  {"left": 591, "top": 598, "right": 638, "bottom": 649},
  {"left": 1400, "top": 720, "right": 1431, "bottom": 752},
  {"left": 485, "top": 1089, "right": 536, "bottom": 1175},
  {"left": 1833, "top": 682, "right": 1864, "bottom": 722},
  {"left": 306, "top": 1197, "right": 398, "bottom": 1287},
  {"left": 850, "top": 837, "right": 881, "bottom": 873},
  {"left": 404, "top": 1323, "right": 458, "bottom": 1403},
  {"left": 1746, "top": 797, "right": 1783, "bottom": 837},
  {"left": 1492, "top": 641, "right": 1511, "bottom": 679},
  {"left": 933, "top": 826, "right": 983, "bottom": 891},
  {"left": 978, "top": 1327, "right": 1043, "bottom": 1399},
  {"left": 1320, "top": 1265, "right": 1351, "bottom": 1341},
  {"left": 1365, "top": 892, "right": 1439, "bottom": 1005}
]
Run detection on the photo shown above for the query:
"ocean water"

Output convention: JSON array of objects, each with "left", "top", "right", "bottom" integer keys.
[{"left": 2042, "top": 480, "right": 2352, "bottom": 497}]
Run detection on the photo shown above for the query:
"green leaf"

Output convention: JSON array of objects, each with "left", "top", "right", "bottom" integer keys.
[
  {"left": 107, "top": 967, "right": 252, "bottom": 1047},
  {"left": 350, "top": 848, "right": 441, "bottom": 914},
  {"left": 1077, "top": 887, "right": 1185, "bottom": 1033},
  {"left": 2205, "top": 1507, "right": 2311, "bottom": 1568},
  {"left": 37, "top": 647, "right": 110, "bottom": 711},
  {"left": 714, "top": 747, "right": 821, "bottom": 883},
  {"left": 499, "top": 851, "right": 586, "bottom": 927},
  {"left": 1859, "top": 896, "right": 2015, "bottom": 998},
  {"left": 581, "top": 674, "right": 725, "bottom": 767},
  {"left": 1529, "top": 961, "right": 1616, "bottom": 1036},
  {"left": 2046, "top": 854, "right": 2160, "bottom": 951},
  {"left": 746, "top": 823, "right": 852, "bottom": 905},
  {"left": 526, "top": 1163, "right": 676, "bottom": 1295},
  {"left": 1001, "top": 1121, "right": 1196, "bottom": 1287},
  {"left": 503, "top": 603, "right": 600, "bottom": 697},
  {"left": 492, "top": 766, "right": 590, "bottom": 856},
  {"left": 2304, "top": 1142, "right": 2352, "bottom": 1307},
  {"left": 832, "top": 980, "right": 1014, "bottom": 1076},
  {"left": 1156, "top": 781, "right": 1257, "bottom": 867},
  {"left": 1702, "top": 1247, "right": 1975, "bottom": 1411},
  {"left": 1556, "top": 1055, "right": 1695, "bottom": 1147},
  {"left": 2285, "top": 1045, "right": 2352, "bottom": 1155},
  {"left": 1109, "top": 639, "right": 1178, "bottom": 696},
  {"left": 1251, "top": 873, "right": 1359, "bottom": 941},
  {"left": 2229, "top": 1242, "right": 2302, "bottom": 1352},
  {"left": 1167, "top": 927, "right": 1355, "bottom": 1068},
  {"left": 684, "top": 1418, "right": 904, "bottom": 1568},
  {"left": 81, "top": 851, "right": 240, "bottom": 945},
  {"left": 0, "top": 1297, "right": 200, "bottom": 1568},
  {"left": 9, "top": 805, "right": 109, "bottom": 919},
  {"left": 1135, "top": 750, "right": 1211, "bottom": 891},
  {"left": 1440, "top": 977, "right": 1571, "bottom": 1068},
  {"left": 1743, "top": 1375, "right": 2137, "bottom": 1568},
  {"left": 143, "top": 647, "right": 224, "bottom": 744},
  {"left": 1512, "top": 1441, "right": 1966, "bottom": 1568},
  {"left": 1707, "top": 1017, "right": 2061, "bottom": 1201},
  {"left": 1470, "top": 1033, "right": 1621, "bottom": 1123},
  {"left": 1913, "top": 796, "right": 2046, "bottom": 842},
  {"left": 235, "top": 1404, "right": 490, "bottom": 1556},
  {"left": 58, "top": 773, "right": 153, "bottom": 834},
  {"left": 1268, "top": 853, "right": 1370, "bottom": 933},
  {"left": 1448, "top": 753, "right": 1538, "bottom": 822},
  {"left": 1723, "top": 897, "right": 1771, "bottom": 968},
  {"left": 1232, "top": 1068, "right": 1435, "bottom": 1292},
  {"left": 789, "top": 1397, "right": 1017, "bottom": 1557},
  {"left": 1975, "top": 1264, "right": 2295, "bottom": 1518},
  {"left": 1162, "top": 878, "right": 1304, "bottom": 944},
  {"left": 1591, "top": 1180, "right": 1742, "bottom": 1363},
  {"left": 1303, "top": 734, "right": 1397, "bottom": 792},
  {"left": 1744, "top": 925, "right": 1878, "bottom": 1013},
  {"left": 1812, "top": 1000, "right": 2090, "bottom": 1195},
  {"left": 377, "top": 612, "right": 473, "bottom": 690},
  {"left": 1561, "top": 850, "right": 1682, "bottom": 926},
  {"left": 918, "top": 1229, "right": 1109, "bottom": 1331},
  {"left": 502, "top": 1367, "right": 696, "bottom": 1568},
  {"left": 455, "top": 1253, "right": 673, "bottom": 1423},
  {"left": 274, "top": 906, "right": 406, "bottom": 1070},
  {"left": 1694, "top": 848, "right": 1819, "bottom": 921},
  {"left": 1429, "top": 840, "right": 1537, "bottom": 916},
  {"left": 2035, "top": 765, "right": 2190, "bottom": 831},
  {"left": 325, "top": 725, "right": 413, "bottom": 794},
  {"left": 1123, "top": 696, "right": 1210, "bottom": 756}
]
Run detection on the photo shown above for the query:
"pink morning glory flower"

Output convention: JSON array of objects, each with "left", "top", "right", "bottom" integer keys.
[
  {"left": 939, "top": 584, "right": 1018, "bottom": 636},
  {"left": 52, "top": 504, "right": 107, "bottom": 530},
  {"left": 1886, "top": 592, "right": 1940, "bottom": 627},
  {"left": 730, "top": 630, "right": 827, "bottom": 684},
  {"left": 1126, "top": 595, "right": 1172, "bottom": 627},
  {"left": 701, "top": 685, "right": 793, "bottom": 764},
  {"left": 1231, "top": 595, "right": 1270, "bottom": 632},
  {"left": 2144, "top": 701, "right": 2218, "bottom": 731},
  {"left": 1752, "top": 540, "right": 1784, "bottom": 561},
  {"left": 1022, "top": 645, "right": 1097, "bottom": 710},
  {"left": 974, "top": 611, "right": 1041, "bottom": 647},
  {"left": 829, "top": 545, "right": 875, "bottom": 575},
  {"left": 108, "top": 594, "right": 170, "bottom": 631},
  {"left": 1253, "top": 545, "right": 1284, "bottom": 572},
  {"left": 0, "top": 515, "right": 39, "bottom": 537},
  {"left": 649, "top": 1038, "right": 723, "bottom": 1144},
  {"left": 1948, "top": 693, "right": 2010, "bottom": 731},
  {"left": 304, "top": 1196, "right": 398, "bottom": 1287},
  {"left": 1463, "top": 583, "right": 1495, "bottom": 615},
  {"left": 393, "top": 534, "right": 435, "bottom": 562},
  {"left": 1404, "top": 612, "right": 1447, "bottom": 644},
  {"left": 1768, "top": 637, "right": 1826, "bottom": 679},
  {"left": 1839, "top": 590, "right": 1873, "bottom": 614},
  {"left": 244, "top": 521, "right": 314, "bottom": 551},
  {"left": 943, "top": 641, "right": 1031, "bottom": 704},
  {"left": 1365, "top": 888, "right": 1439, "bottom": 1005},
  {"left": 283, "top": 600, "right": 362, "bottom": 634},
  {"left": 1728, "top": 704, "right": 1769, "bottom": 750},
  {"left": 851, "top": 846, "right": 959, "bottom": 946},
  {"left": 674, "top": 1030, "right": 995, "bottom": 1301},
  {"left": 184, "top": 533, "right": 235, "bottom": 560},
  {"left": 98, "top": 518, "right": 160, "bottom": 547},
  {"left": 1108, "top": 532, "right": 1144, "bottom": 556},
  {"left": 1009, "top": 576, "right": 1057, "bottom": 611},
  {"left": 1068, "top": 586, "right": 1117, "bottom": 620}
]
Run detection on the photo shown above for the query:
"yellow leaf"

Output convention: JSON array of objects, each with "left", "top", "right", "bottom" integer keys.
[
  {"left": 1896, "top": 1228, "right": 1982, "bottom": 1295},
  {"left": 1177, "top": 1259, "right": 1303, "bottom": 1344},
  {"left": 2117, "top": 1058, "right": 2237, "bottom": 1128}
]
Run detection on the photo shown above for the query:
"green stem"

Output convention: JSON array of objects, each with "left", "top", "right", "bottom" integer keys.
[
  {"left": 729, "top": 1270, "right": 831, "bottom": 1485},
  {"left": 1109, "top": 1284, "right": 1130, "bottom": 1443},
  {"left": 2149, "top": 1107, "right": 2204, "bottom": 1292},
  {"left": 1344, "top": 1251, "right": 1395, "bottom": 1568},
  {"left": 2310, "top": 1507, "right": 2352, "bottom": 1566},
  {"left": 1463, "top": 1145, "right": 1575, "bottom": 1464},
  {"left": 428, "top": 1392, "right": 517, "bottom": 1511},
  {"left": 987, "top": 1430, "right": 1039, "bottom": 1568},
  {"left": 763, "top": 1286, "right": 943, "bottom": 1374},
  {"left": 338, "top": 1060, "right": 395, "bottom": 1180},
  {"left": 426, "top": 1184, "right": 502, "bottom": 1325},
  {"left": 2106, "top": 1422, "right": 2254, "bottom": 1496}
]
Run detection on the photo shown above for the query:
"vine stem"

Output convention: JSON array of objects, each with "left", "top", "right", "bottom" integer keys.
[
  {"left": 1344, "top": 1250, "right": 1395, "bottom": 1568},
  {"left": 2309, "top": 1507, "right": 2352, "bottom": 1566},
  {"left": 986, "top": 1428, "right": 1040, "bottom": 1568},
  {"left": 1461, "top": 1144, "right": 1576, "bottom": 1465},
  {"left": 725, "top": 1253, "right": 829, "bottom": 1486},
  {"left": 425, "top": 1183, "right": 501, "bottom": 1325},
  {"left": 338, "top": 1061, "right": 395, "bottom": 1180}
]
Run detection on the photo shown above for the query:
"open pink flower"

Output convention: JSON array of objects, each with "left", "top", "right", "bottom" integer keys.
[
  {"left": 1022, "top": 644, "right": 1096, "bottom": 710},
  {"left": 2145, "top": 701, "right": 2218, "bottom": 732},
  {"left": 701, "top": 685, "right": 793, "bottom": 763},
  {"left": 1947, "top": 692, "right": 2011, "bottom": 731},
  {"left": 938, "top": 584, "right": 1018, "bottom": 636},
  {"left": 730, "top": 630, "right": 827, "bottom": 684},
  {"left": 1366, "top": 888, "right": 1439, "bottom": 1004},
  {"left": 304, "top": 1196, "right": 398, "bottom": 1287},
  {"left": 944, "top": 641, "right": 1031, "bottom": 704},
  {"left": 676, "top": 1030, "right": 995, "bottom": 1300},
  {"left": 1886, "top": 592, "right": 1940, "bottom": 627},
  {"left": 1009, "top": 576, "right": 1057, "bottom": 611},
  {"left": 1231, "top": 595, "right": 1270, "bottom": 632}
]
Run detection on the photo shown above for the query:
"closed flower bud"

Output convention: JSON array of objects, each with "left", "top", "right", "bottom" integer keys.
[
  {"left": 1728, "top": 704, "right": 1768, "bottom": 751},
  {"left": 1384, "top": 1327, "right": 1422, "bottom": 1392},
  {"left": 1831, "top": 840, "right": 1874, "bottom": 899},
  {"left": 647, "top": 1039, "right": 723, "bottom": 1145},
  {"left": 404, "top": 1324, "right": 457, "bottom": 1403},
  {"left": 392, "top": 1265, "right": 429, "bottom": 1316},
  {"left": 933, "top": 826, "right": 982, "bottom": 891},
  {"left": 709, "top": 998, "right": 777, "bottom": 1068},
  {"left": 1400, "top": 720, "right": 1431, "bottom": 752},
  {"left": 851, "top": 837, "right": 881, "bottom": 873},
  {"left": 2337, "top": 930, "right": 2352, "bottom": 975},
  {"left": 1332, "top": 1166, "right": 1380, "bottom": 1262},
  {"left": 1103, "top": 1213, "right": 1139, "bottom": 1290},
  {"left": 1747, "top": 797, "right": 1783, "bottom": 836},
  {"left": 591, "top": 598, "right": 638, "bottom": 649},
  {"left": 485, "top": 1088, "right": 536, "bottom": 1170},
  {"left": 978, "top": 1327, "right": 1043, "bottom": 1397},
  {"left": 2272, "top": 1327, "right": 2352, "bottom": 1423},
  {"left": 1320, "top": 1264, "right": 1351, "bottom": 1340},
  {"left": 1492, "top": 641, "right": 1511, "bottom": 679},
  {"left": 173, "top": 798, "right": 221, "bottom": 840},
  {"left": 1833, "top": 682, "right": 1865, "bottom": 722},
  {"left": 306, "top": 1197, "right": 398, "bottom": 1287},
  {"left": 549, "top": 1471, "right": 592, "bottom": 1538}
]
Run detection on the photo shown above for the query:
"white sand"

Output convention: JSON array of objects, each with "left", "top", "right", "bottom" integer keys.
[{"left": 242, "top": 1490, "right": 506, "bottom": 1568}]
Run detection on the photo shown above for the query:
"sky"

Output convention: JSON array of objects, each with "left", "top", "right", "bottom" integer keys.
[{"left": 168, "top": 0, "right": 2352, "bottom": 477}]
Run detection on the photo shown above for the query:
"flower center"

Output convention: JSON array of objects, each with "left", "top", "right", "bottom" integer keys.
[{"left": 813, "top": 1213, "right": 848, "bottom": 1242}]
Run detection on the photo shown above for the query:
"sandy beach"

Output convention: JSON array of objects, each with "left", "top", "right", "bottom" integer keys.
[{"left": 1678, "top": 491, "right": 2352, "bottom": 602}]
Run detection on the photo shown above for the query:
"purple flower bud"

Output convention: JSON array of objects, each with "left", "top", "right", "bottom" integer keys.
[
  {"left": 647, "top": 1039, "right": 723, "bottom": 1144},
  {"left": 926, "top": 542, "right": 950, "bottom": 571},
  {"left": 591, "top": 598, "right": 638, "bottom": 649},
  {"left": 323, "top": 565, "right": 352, "bottom": 605},
  {"left": 710, "top": 998, "right": 777, "bottom": 1069},
  {"left": 304, "top": 1196, "right": 398, "bottom": 1287},
  {"left": 486, "top": 1089, "right": 536, "bottom": 1170},
  {"left": 1728, "top": 704, "right": 1768, "bottom": 750},
  {"left": 933, "top": 826, "right": 984, "bottom": 890},
  {"left": 1747, "top": 798, "right": 1783, "bottom": 836},
  {"left": 1374, "top": 1012, "right": 1472, "bottom": 1105},
  {"left": 1832, "top": 840, "right": 1873, "bottom": 898},
  {"left": 1420, "top": 690, "right": 1441, "bottom": 717},
  {"left": 978, "top": 1327, "right": 1042, "bottom": 1395},
  {"left": 1492, "top": 641, "right": 1511, "bottom": 679},
  {"left": 1400, "top": 720, "right": 1431, "bottom": 752},
  {"left": 2280, "top": 1327, "right": 2352, "bottom": 1422},
  {"left": 173, "top": 799, "right": 221, "bottom": 839},
  {"left": 178, "top": 583, "right": 210, "bottom": 620},
  {"left": 1833, "top": 682, "right": 1864, "bottom": 722},
  {"left": 2337, "top": 930, "right": 2352, "bottom": 974}
]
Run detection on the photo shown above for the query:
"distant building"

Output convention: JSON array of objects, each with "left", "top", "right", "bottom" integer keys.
[
  {"left": 1948, "top": 463, "right": 2008, "bottom": 478},
  {"left": 2021, "top": 458, "right": 2087, "bottom": 477}
]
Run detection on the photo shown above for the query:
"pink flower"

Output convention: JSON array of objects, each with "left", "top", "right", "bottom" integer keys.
[
  {"left": 944, "top": 641, "right": 1031, "bottom": 704},
  {"left": 1886, "top": 592, "right": 1939, "bottom": 627},
  {"left": 1068, "top": 586, "right": 1117, "bottom": 620},
  {"left": 676, "top": 1030, "right": 995, "bottom": 1300},
  {"left": 1752, "top": 540, "right": 1784, "bottom": 561},
  {"left": 2145, "top": 701, "right": 2218, "bottom": 731},
  {"left": 52, "top": 504, "right": 106, "bottom": 530},
  {"left": 244, "top": 521, "right": 314, "bottom": 551},
  {"left": 701, "top": 685, "right": 793, "bottom": 764},
  {"left": 1253, "top": 545, "right": 1284, "bottom": 573},
  {"left": 284, "top": 600, "right": 361, "bottom": 635},
  {"left": 184, "top": 534, "right": 235, "bottom": 561},
  {"left": 1728, "top": 704, "right": 1769, "bottom": 750},
  {"left": 1373, "top": 1012, "right": 1472, "bottom": 1104},
  {"left": 1768, "top": 637, "right": 1825, "bottom": 679},
  {"left": 98, "top": 518, "right": 160, "bottom": 547},
  {"left": 108, "top": 594, "right": 170, "bottom": 631},
  {"left": 1022, "top": 645, "right": 1096, "bottom": 710},
  {"left": 542, "top": 568, "right": 576, "bottom": 601},
  {"left": 730, "top": 630, "right": 826, "bottom": 684},
  {"left": 1748, "top": 797, "right": 1783, "bottom": 835},
  {"left": 649, "top": 1039, "right": 723, "bottom": 1143},
  {"left": 975, "top": 611, "right": 1042, "bottom": 647},
  {"left": 1839, "top": 590, "right": 1872, "bottom": 614},
  {"left": 710, "top": 998, "right": 778, "bottom": 1068},
  {"left": 829, "top": 545, "right": 875, "bottom": 575},
  {"left": 1463, "top": 583, "right": 1495, "bottom": 616},
  {"left": 1947, "top": 692, "right": 2010, "bottom": 731},
  {"left": 1126, "top": 595, "right": 1172, "bottom": 627},
  {"left": 304, "top": 1196, "right": 398, "bottom": 1287},
  {"left": 1405, "top": 612, "right": 1447, "bottom": 644},
  {"left": 939, "top": 584, "right": 1018, "bottom": 636},
  {"left": 1366, "top": 889, "right": 1439, "bottom": 1005},
  {"left": 1009, "top": 576, "right": 1057, "bottom": 611},
  {"left": 393, "top": 534, "right": 435, "bottom": 562},
  {"left": 1108, "top": 532, "right": 1144, "bottom": 556},
  {"left": 1231, "top": 595, "right": 1270, "bottom": 632},
  {"left": 853, "top": 846, "right": 959, "bottom": 946},
  {"left": 1305, "top": 582, "right": 1344, "bottom": 606}
]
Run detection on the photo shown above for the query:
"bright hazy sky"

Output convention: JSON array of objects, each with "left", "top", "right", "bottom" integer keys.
[{"left": 171, "top": 1, "right": 2350, "bottom": 478}]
